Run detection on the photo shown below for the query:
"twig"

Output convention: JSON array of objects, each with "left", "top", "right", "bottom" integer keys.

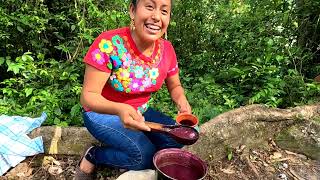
[{"left": 245, "top": 156, "right": 260, "bottom": 178}]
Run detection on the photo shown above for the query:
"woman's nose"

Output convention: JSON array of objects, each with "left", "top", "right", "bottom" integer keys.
[{"left": 152, "top": 10, "right": 161, "bottom": 21}]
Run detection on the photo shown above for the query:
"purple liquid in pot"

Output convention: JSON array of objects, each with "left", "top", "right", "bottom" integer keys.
[
  {"left": 179, "top": 119, "right": 195, "bottom": 126},
  {"left": 159, "top": 164, "right": 202, "bottom": 180}
]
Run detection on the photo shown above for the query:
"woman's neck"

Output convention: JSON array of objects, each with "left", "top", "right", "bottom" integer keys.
[{"left": 130, "top": 30, "right": 155, "bottom": 56}]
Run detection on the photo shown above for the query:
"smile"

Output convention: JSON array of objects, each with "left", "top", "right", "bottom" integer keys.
[{"left": 145, "top": 24, "right": 161, "bottom": 33}]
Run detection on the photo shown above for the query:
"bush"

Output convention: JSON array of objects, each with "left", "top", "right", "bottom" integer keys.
[{"left": 0, "top": 0, "right": 319, "bottom": 125}]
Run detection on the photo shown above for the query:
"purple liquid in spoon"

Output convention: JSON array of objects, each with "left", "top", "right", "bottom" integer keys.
[{"left": 168, "top": 126, "right": 198, "bottom": 145}]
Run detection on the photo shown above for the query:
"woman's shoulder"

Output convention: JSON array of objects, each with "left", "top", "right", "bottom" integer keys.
[
  {"left": 98, "top": 27, "right": 129, "bottom": 39},
  {"left": 161, "top": 38, "right": 175, "bottom": 51}
]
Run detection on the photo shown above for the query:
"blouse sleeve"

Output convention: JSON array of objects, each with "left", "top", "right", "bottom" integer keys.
[
  {"left": 166, "top": 41, "right": 179, "bottom": 77},
  {"left": 83, "top": 32, "right": 113, "bottom": 73}
]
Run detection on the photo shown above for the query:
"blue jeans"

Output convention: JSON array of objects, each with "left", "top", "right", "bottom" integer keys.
[{"left": 83, "top": 108, "right": 183, "bottom": 170}]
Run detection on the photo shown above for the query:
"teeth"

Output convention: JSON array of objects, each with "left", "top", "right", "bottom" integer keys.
[{"left": 146, "top": 24, "right": 160, "bottom": 30}]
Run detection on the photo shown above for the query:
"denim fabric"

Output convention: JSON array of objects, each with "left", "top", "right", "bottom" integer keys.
[{"left": 83, "top": 108, "right": 183, "bottom": 170}]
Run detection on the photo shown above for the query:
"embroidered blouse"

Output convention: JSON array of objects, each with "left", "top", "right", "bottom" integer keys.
[{"left": 83, "top": 27, "right": 179, "bottom": 113}]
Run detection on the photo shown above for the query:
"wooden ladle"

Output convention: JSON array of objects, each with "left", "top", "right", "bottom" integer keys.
[{"left": 145, "top": 121, "right": 199, "bottom": 145}]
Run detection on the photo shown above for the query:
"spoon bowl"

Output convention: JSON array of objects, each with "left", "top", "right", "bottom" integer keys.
[{"left": 145, "top": 122, "right": 199, "bottom": 145}]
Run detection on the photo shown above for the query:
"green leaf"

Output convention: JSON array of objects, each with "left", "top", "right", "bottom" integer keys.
[
  {"left": 17, "top": 26, "right": 24, "bottom": 32},
  {"left": 54, "top": 118, "right": 61, "bottom": 125},
  {"left": 227, "top": 152, "right": 233, "bottom": 160},
  {"left": 0, "top": 57, "right": 4, "bottom": 65},
  {"left": 59, "top": 121, "right": 68, "bottom": 127},
  {"left": 71, "top": 25, "right": 76, "bottom": 31},
  {"left": 24, "top": 88, "right": 34, "bottom": 97},
  {"left": 7, "top": 62, "right": 24, "bottom": 74},
  {"left": 71, "top": 104, "right": 80, "bottom": 117},
  {"left": 54, "top": 108, "right": 62, "bottom": 116}
]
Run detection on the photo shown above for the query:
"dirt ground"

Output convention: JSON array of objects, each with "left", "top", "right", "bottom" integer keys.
[{"left": 1, "top": 139, "right": 319, "bottom": 180}]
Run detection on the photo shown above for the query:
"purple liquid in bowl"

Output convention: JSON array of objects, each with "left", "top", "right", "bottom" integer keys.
[
  {"left": 154, "top": 148, "right": 207, "bottom": 180},
  {"left": 159, "top": 164, "right": 202, "bottom": 180}
]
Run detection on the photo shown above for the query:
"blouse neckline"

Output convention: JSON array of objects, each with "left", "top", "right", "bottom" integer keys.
[{"left": 125, "top": 27, "right": 160, "bottom": 62}]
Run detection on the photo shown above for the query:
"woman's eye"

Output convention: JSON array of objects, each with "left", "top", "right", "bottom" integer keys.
[
  {"left": 162, "top": 10, "right": 168, "bottom": 15},
  {"left": 146, "top": 5, "right": 153, "bottom": 10}
]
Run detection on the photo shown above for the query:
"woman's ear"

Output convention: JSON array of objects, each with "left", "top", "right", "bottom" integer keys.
[{"left": 129, "top": 3, "right": 135, "bottom": 20}]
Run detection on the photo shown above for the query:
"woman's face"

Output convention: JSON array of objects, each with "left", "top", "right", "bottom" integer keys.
[{"left": 130, "top": 0, "right": 171, "bottom": 43}]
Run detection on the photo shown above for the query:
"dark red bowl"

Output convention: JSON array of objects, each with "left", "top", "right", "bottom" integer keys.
[{"left": 153, "top": 148, "right": 207, "bottom": 180}]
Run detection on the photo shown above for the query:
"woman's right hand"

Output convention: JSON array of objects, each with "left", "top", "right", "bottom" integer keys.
[{"left": 117, "top": 104, "right": 151, "bottom": 131}]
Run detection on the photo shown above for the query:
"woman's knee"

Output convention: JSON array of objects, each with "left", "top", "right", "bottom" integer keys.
[{"left": 127, "top": 145, "right": 156, "bottom": 170}]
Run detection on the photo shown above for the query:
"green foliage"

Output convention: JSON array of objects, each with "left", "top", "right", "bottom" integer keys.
[{"left": 0, "top": 0, "right": 319, "bottom": 126}]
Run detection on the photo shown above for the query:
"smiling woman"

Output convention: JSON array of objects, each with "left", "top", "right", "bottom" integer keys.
[{"left": 75, "top": 0, "right": 192, "bottom": 179}]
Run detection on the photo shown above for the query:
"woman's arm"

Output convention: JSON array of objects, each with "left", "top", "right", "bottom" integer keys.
[
  {"left": 165, "top": 73, "right": 192, "bottom": 114},
  {"left": 80, "top": 64, "right": 150, "bottom": 131}
]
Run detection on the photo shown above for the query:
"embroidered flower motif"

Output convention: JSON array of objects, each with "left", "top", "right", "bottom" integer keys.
[
  {"left": 152, "top": 79, "right": 157, "bottom": 85},
  {"left": 111, "top": 79, "right": 124, "bottom": 91},
  {"left": 110, "top": 55, "right": 122, "bottom": 69},
  {"left": 130, "top": 79, "right": 142, "bottom": 91},
  {"left": 99, "top": 39, "right": 113, "bottom": 54},
  {"left": 125, "top": 88, "right": 131, "bottom": 93},
  {"left": 91, "top": 49, "right": 106, "bottom": 65},
  {"left": 112, "top": 35, "right": 124, "bottom": 45},
  {"left": 138, "top": 103, "right": 149, "bottom": 114},
  {"left": 134, "top": 66, "right": 144, "bottom": 79},
  {"left": 112, "top": 35, "right": 127, "bottom": 57},
  {"left": 139, "top": 86, "right": 145, "bottom": 91},
  {"left": 142, "top": 77, "right": 152, "bottom": 88},
  {"left": 122, "top": 80, "right": 130, "bottom": 89},
  {"left": 122, "top": 53, "right": 132, "bottom": 68},
  {"left": 149, "top": 68, "right": 159, "bottom": 79},
  {"left": 118, "top": 48, "right": 127, "bottom": 58},
  {"left": 116, "top": 68, "right": 130, "bottom": 81}
]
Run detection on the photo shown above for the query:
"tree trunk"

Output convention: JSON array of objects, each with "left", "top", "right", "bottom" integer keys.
[{"left": 29, "top": 104, "right": 320, "bottom": 160}]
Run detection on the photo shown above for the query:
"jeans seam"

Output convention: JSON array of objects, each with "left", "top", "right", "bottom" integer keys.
[{"left": 84, "top": 112, "right": 143, "bottom": 168}]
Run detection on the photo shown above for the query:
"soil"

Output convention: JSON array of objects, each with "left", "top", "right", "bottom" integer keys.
[{"left": 1, "top": 139, "right": 319, "bottom": 180}]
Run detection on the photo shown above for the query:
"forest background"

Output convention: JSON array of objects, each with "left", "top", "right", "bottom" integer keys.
[{"left": 0, "top": 0, "right": 319, "bottom": 126}]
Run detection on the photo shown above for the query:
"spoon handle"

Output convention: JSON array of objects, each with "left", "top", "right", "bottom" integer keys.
[{"left": 145, "top": 121, "right": 170, "bottom": 132}]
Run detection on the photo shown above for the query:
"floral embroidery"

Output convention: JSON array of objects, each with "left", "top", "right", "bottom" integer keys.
[
  {"left": 130, "top": 79, "right": 142, "bottom": 91},
  {"left": 122, "top": 54, "right": 132, "bottom": 68},
  {"left": 107, "top": 62, "right": 113, "bottom": 70},
  {"left": 112, "top": 35, "right": 127, "bottom": 58},
  {"left": 137, "top": 103, "right": 149, "bottom": 114},
  {"left": 91, "top": 49, "right": 106, "bottom": 65},
  {"left": 142, "top": 78, "right": 152, "bottom": 88},
  {"left": 111, "top": 79, "right": 124, "bottom": 91},
  {"left": 116, "top": 68, "right": 130, "bottom": 81},
  {"left": 112, "top": 35, "right": 124, "bottom": 45},
  {"left": 97, "top": 34, "right": 164, "bottom": 93},
  {"left": 134, "top": 66, "right": 144, "bottom": 79},
  {"left": 110, "top": 55, "right": 122, "bottom": 69},
  {"left": 149, "top": 68, "right": 159, "bottom": 79},
  {"left": 99, "top": 39, "right": 113, "bottom": 53}
]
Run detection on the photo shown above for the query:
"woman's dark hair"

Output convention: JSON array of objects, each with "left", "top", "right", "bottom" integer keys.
[
  {"left": 131, "top": 0, "right": 138, "bottom": 6},
  {"left": 131, "top": 0, "right": 173, "bottom": 7}
]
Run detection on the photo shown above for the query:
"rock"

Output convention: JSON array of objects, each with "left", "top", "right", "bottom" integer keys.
[
  {"left": 275, "top": 118, "right": 320, "bottom": 160},
  {"left": 115, "top": 169, "right": 156, "bottom": 180}
]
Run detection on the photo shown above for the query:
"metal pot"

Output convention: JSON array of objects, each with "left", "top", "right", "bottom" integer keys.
[{"left": 153, "top": 148, "right": 207, "bottom": 180}]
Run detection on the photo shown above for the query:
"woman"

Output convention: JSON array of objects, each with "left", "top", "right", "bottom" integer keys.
[{"left": 76, "top": 0, "right": 191, "bottom": 179}]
